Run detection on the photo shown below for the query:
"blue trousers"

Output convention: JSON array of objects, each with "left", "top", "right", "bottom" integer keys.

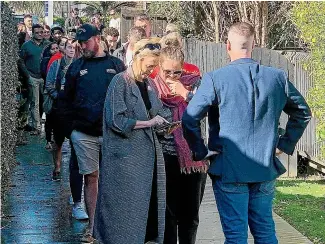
[{"left": 211, "top": 176, "right": 278, "bottom": 244}]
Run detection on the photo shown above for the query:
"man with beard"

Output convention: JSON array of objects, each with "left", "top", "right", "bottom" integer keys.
[
  {"left": 20, "top": 24, "right": 51, "bottom": 134},
  {"left": 61, "top": 24, "right": 125, "bottom": 243}
]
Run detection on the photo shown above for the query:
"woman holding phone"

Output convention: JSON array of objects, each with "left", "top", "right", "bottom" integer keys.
[
  {"left": 94, "top": 38, "right": 168, "bottom": 244},
  {"left": 151, "top": 46, "right": 208, "bottom": 244}
]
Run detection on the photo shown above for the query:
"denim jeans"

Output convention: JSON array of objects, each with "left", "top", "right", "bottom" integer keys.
[
  {"left": 27, "top": 76, "right": 44, "bottom": 131},
  {"left": 211, "top": 176, "right": 278, "bottom": 244}
]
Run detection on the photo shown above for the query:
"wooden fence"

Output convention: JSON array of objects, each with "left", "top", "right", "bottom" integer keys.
[
  {"left": 183, "top": 39, "right": 323, "bottom": 177},
  {"left": 120, "top": 8, "right": 167, "bottom": 44}
]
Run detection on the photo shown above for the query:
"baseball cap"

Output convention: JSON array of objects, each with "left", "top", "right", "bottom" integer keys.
[{"left": 74, "top": 24, "right": 100, "bottom": 42}]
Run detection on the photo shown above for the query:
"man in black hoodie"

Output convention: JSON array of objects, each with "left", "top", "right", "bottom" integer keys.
[{"left": 61, "top": 24, "right": 125, "bottom": 242}]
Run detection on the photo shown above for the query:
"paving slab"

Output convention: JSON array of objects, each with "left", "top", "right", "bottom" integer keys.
[{"left": 1, "top": 133, "right": 312, "bottom": 243}]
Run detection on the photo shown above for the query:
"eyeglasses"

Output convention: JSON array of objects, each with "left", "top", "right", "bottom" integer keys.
[
  {"left": 134, "top": 43, "right": 161, "bottom": 56},
  {"left": 163, "top": 69, "right": 182, "bottom": 76}
]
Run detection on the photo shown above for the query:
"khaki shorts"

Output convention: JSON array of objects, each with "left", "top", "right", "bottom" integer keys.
[{"left": 70, "top": 130, "right": 102, "bottom": 175}]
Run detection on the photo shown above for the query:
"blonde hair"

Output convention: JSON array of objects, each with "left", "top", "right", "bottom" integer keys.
[
  {"left": 160, "top": 32, "right": 182, "bottom": 49},
  {"left": 132, "top": 38, "right": 161, "bottom": 80},
  {"left": 228, "top": 22, "right": 255, "bottom": 38},
  {"left": 165, "top": 23, "right": 178, "bottom": 34},
  {"left": 133, "top": 38, "right": 161, "bottom": 60},
  {"left": 228, "top": 22, "right": 255, "bottom": 51},
  {"left": 160, "top": 46, "right": 184, "bottom": 65}
]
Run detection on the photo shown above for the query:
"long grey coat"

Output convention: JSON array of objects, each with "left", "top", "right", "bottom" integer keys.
[{"left": 93, "top": 68, "right": 166, "bottom": 244}]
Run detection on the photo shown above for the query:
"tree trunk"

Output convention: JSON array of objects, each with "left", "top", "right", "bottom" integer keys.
[
  {"left": 212, "top": 1, "right": 220, "bottom": 42},
  {"left": 238, "top": 1, "right": 249, "bottom": 22},
  {"left": 254, "top": 2, "right": 261, "bottom": 46},
  {"left": 260, "top": 1, "right": 268, "bottom": 47}
]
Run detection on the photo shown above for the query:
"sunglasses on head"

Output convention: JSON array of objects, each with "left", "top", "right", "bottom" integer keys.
[
  {"left": 163, "top": 69, "right": 182, "bottom": 76},
  {"left": 134, "top": 43, "right": 161, "bottom": 56}
]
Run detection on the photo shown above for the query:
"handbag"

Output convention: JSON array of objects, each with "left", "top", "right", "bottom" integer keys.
[{"left": 43, "top": 59, "right": 61, "bottom": 114}]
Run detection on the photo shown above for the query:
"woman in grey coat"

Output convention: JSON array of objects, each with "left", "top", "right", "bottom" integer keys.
[{"left": 93, "top": 38, "right": 167, "bottom": 244}]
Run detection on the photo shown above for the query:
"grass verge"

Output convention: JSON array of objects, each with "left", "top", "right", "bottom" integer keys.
[{"left": 274, "top": 179, "right": 325, "bottom": 244}]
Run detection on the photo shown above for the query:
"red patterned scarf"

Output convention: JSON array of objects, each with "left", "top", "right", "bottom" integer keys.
[{"left": 151, "top": 73, "right": 208, "bottom": 174}]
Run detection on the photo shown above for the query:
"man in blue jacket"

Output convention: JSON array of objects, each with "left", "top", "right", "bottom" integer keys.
[{"left": 182, "top": 22, "right": 311, "bottom": 244}]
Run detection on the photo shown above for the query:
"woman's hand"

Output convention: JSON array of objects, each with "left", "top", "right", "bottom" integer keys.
[
  {"left": 148, "top": 115, "right": 169, "bottom": 127},
  {"left": 166, "top": 79, "right": 189, "bottom": 99},
  {"left": 134, "top": 116, "right": 169, "bottom": 129},
  {"left": 275, "top": 149, "right": 283, "bottom": 156}
]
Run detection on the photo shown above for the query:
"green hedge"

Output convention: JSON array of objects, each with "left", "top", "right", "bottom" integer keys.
[{"left": 1, "top": 3, "right": 19, "bottom": 185}]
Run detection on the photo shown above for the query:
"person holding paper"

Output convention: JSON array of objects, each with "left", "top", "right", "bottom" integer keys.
[
  {"left": 182, "top": 22, "right": 312, "bottom": 244},
  {"left": 151, "top": 46, "right": 208, "bottom": 244}
]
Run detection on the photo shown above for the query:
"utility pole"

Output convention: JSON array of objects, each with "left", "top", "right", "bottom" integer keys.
[
  {"left": 67, "top": 1, "right": 71, "bottom": 18},
  {"left": 44, "top": 1, "right": 53, "bottom": 26}
]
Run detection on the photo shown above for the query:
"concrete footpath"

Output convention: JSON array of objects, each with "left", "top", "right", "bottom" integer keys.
[{"left": 1, "top": 133, "right": 312, "bottom": 243}]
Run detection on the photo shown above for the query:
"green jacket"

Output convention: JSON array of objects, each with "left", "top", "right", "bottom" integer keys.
[{"left": 20, "top": 38, "right": 50, "bottom": 79}]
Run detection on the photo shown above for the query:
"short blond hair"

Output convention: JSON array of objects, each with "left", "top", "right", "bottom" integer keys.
[
  {"left": 228, "top": 22, "right": 255, "bottom": 50},
  {"left": 228, "top": 22, "right": 255, "bottom": 38},
  {"left": 160, "top": 32, "right": 182, "bottom": 49}
]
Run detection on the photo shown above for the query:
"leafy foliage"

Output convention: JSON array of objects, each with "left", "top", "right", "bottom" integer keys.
[
  {"left": 292, "top": 2, "right": 325, "bottom": 141},
  {"left": 7, "top": 1, "right": 45, "bottom": 18},
  {"left": 1, "top": 2, "right": 19, "bottom": 185},
  {"left": 74, "top": 1, "right": 136, "bottom": 26},
  {"left": 148, "top": 1, "right": 302, "bottom": 49},
  {"left": 53, "top": 16, "right": 65, "bottom": 27}
]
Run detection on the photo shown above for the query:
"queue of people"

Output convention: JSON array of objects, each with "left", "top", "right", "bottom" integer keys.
[{"left": 16, "top": 12, "right": 311, "bottom": 244}]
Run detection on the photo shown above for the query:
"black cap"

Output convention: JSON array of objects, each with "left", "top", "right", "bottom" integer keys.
[
  {"left": 51, "top": 25, "right": 64, "bottom": 34},
  {"left": 74, "top": 24, "right": 100, "bottom": 42}
]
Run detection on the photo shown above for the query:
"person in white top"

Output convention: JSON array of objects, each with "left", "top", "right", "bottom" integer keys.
[
  {"left": 109, "top": 9, "right": 121, "bottom": 40},
  {"left": 113, "top": 26, "right": 146, "bottom": 67}
]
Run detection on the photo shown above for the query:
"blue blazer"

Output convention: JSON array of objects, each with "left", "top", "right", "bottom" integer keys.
[{"left": 182, "top": 58, "right": 312, "bottom": 183}]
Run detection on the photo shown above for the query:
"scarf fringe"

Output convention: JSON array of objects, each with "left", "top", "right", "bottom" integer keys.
[{"left": 180, "top": 162, "right": 210, "bottom": 174}]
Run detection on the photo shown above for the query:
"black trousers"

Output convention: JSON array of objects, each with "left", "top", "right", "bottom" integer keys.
[
  {"left": 163, "top": 154, "right": 207, "bottom": 244},
  {"left": 45, "top": 112, "right": 55, "bottom": 142},
  {"left": 69, "top": 142, "right": 83, "bottom": 203}
]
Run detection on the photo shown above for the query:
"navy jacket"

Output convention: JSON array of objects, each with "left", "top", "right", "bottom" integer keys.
[
  {"left": 182, "top": 58, "right": 312, "bottom": 183},
  {"left": 61, "top": 54, "right": 126, "bottom": 137}
]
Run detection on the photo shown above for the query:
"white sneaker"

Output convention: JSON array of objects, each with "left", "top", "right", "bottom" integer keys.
[{"left": 72, "top": 202, "right": 89, "bottom": 220}]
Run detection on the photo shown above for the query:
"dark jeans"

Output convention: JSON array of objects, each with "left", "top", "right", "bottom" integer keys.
[
  {"left": 163, "top": 154, "right": 207, "bottom": 244},
  {"left": 211, "top": 176, "right": 278, "bottom": 244},
  {"left": 45, "top": 112, "right": 55, "bottom": 142},
  {"left": 69, "top": 142, "right": 83, "bottom": 203},
  {"left": 39, "top": 88, "right": 43, "bottom": 119}
]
